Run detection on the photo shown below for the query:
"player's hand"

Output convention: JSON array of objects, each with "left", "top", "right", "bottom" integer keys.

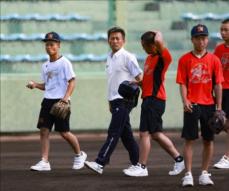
[
  {"left": 129, "top": 80, "right": 140, "bottom": 85},
  {"left": 183, "top": 100, "right": 193, "bottom": 113},
  {"left": 151, "top": 30, "right": 164, "bottom": 53},
  {"left": 61, "top": 97, "right": 69, "bottom": 104},
  {"left": 154, "top": 31, "right": 163, "bottom": 43},
  {"left": 26, "top": 81, "right": 36, "bottom": 89}
]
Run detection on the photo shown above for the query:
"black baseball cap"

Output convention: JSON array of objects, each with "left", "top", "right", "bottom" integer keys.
[
  {"left": 191, "top": 24, "right": 209, "bottom": 37},
  {"left": 42, "top": 32, "right": 61, "bottom": 42}
]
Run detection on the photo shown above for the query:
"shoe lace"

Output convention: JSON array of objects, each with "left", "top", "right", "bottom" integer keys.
[
  {"left": 74, "top": 156, "right": 83, "bottom": 165},
  {"left": 125, "top": 165, "right": 136, "bottom": 171},
  {"left": 172, "top": 162, "right": 180, "bottom": 171},
  {"left": 174, "top": 163, "right": 178, "bottom": 169},
  {"left": 36, "top": 160, "right": 46, "bottom": 166},
  {"left": 203, "top": 173, "right": 211, "bottom": 177},
  {"left": 200, "top": 173, "right": 213, "bottom": 183},
  {"left": 182, "top": 176, "right": 189, "bottom": 181},
  {"left": 183, "top": 174, "right": 192, "bottom": 181},
  {"left": 218, "top": 157, "right": 229, "bottom": 165}
]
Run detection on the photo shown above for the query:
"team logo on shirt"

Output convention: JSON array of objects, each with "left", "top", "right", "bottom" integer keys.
[
  {"left": 190, "top": 63, "right": 211, "bottom": 84},
  {"left": 47, "top": 71, "right": 54, "bottom": 81},
  {"left": 221, "top": 53, "right": 229, "bottom": 70},
  {"left": 144, "top": 63, "right": 153, "bottom": 75},
  {"left": 46, "top": 70, "right": 58, "bottom": 83},
  {"left": 45, "top": 69, "right": 59, "bottom": 91}
]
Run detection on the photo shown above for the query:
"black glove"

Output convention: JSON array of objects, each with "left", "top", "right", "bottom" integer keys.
[
  {"left": 118, "top": 81, "right": 140, "bottom": 107},
  {"left": 208, "top": 110, "right": 227, "bottom": 134}
]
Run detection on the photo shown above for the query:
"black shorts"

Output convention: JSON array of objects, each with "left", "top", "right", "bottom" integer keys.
[
  {"left": 222, "top": 89, "right": 229, "bottom": 118},
  {"left": 182, "top": 104, "right": 215, "bottom": 141},
  {"left": 37, "top": 98, "right": 70, "bottom": 132},
  {"left": 140, "top": 97, "right": 165, "bottom": 134}
]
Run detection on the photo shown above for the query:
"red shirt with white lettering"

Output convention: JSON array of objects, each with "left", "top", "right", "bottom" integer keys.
[
  {"left": 142, "top": 48, "right": 172, "bottom": 100},
  {"left": 214, "top": 43, "right": 229, "bottom": 89},
  {"left": 176, "top": 52, "right": 224, "bottom": 105}
]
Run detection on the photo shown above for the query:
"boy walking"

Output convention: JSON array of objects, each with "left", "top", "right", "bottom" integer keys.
[
  {"left": 27, "top": 32, "right": 87, "bottom": 171},
  {"left": 85, "top": 27, "right": 142, "bottom": 174},
  {"left": 176, "top": 24, "right": 224, "bottom": 186},
  {"left": 124, "top": 31, "right": 184, "bottom": 177}
]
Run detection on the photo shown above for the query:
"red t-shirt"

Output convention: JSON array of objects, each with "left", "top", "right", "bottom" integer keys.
[
  {"left": 214, "top": 43, "right": 229, "bottom": 89},
  {"left": 176, "top": 52, "right": 224, "bottom": 105},
  {"left": 141, "top": 48, "right": 172, "bottom": 100}
]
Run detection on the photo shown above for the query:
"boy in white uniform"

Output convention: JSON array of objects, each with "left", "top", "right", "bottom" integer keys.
[{"left": 27, "top": 32, "right": 87, "bottom": 171}]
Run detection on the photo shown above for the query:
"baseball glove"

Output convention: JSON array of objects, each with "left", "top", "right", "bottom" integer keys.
[
  {"left": 118, "top": 80, "right": 140, "bottom": 107},
  {"left": 50, "top": 100, "right": 70, "bottom": 120},
  {"left": 208, "top": 110, "right": 227, "bottom": 134}
]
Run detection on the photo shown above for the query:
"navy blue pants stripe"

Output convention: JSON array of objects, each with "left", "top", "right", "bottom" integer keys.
[{"left": 96, "top": 99, "right": 139, "bottom": 166}]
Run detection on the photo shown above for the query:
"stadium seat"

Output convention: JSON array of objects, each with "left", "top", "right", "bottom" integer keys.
[
  {"left": 0, "top": 13, "right": 90, "bottom": 22},
  {"left": 0, "top": 33, "right": 107, "bottom": 41}
]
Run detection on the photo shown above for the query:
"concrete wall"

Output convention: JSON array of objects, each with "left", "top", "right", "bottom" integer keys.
[{"left": 0, "top": 72, "right": 183, "bottom": 133}]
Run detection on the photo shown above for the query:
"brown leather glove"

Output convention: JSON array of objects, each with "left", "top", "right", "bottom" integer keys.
[{"left": 50, "top": 100, "right": 70, "bottom": 120}]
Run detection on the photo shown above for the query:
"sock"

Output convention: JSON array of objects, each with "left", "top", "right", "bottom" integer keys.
[
  {"left": 201, "top": 170, "right": 208, "bottom": 175},
  {"left": 185, "top": 171, "right": 192, "bottom": 176},
  {"left": 139, "top": 163, "right": 146, "bottom": 169},
  {"left": 75, "top": 152, "right": 81, "bottom": 157},
  {"left": 223, "top": 155, "right": 229, "bottom": 160},
  {"left": 175, "top": 156, "right": 184, "bottom": 162},
  {"left": 42, "top": 158, "right": 48, "bottom": 162}
]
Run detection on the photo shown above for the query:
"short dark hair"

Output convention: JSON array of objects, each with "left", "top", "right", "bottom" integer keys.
[
  {"left": 141, "top": 31, "right": 156, "bottom": 45},
  {"left": 222, "top": 18, "right": 229, "bottom": 24},
  {"left": 107, "top": 27, "right": 125, "bottom": 39}
]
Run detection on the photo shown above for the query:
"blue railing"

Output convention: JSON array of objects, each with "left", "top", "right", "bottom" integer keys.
[
  {"left": 0, "top": 13, "right": 90, "bottom": 22},
  {"left": 0, "top": 33, "right": 107, "bottom": 41},
  {"left": 0, "top": 32, "right": 221, "bottom": 42},
  {"left": 209, "top": 32, "right": 222, "bottom": 40},
  {"left": 181, "top": 12, "right": 229, "bottom": 21}
]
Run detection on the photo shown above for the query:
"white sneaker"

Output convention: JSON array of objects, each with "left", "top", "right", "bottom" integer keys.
[
  {"left": 84, "top": 161, "right": 103, "bottom": 174},
  {"left": 199, "top": 171, "right": 214, "bottom": 186},
  {"left": 182, "top": 172, "right": 194, "bottom": 187},
  {"left": 30, "top": 160, "right": 51, "bottom": 171},
  {"left": 213, "top": 155, "right": 229, "bottom": 169},
  {"left": 123, "top": 163, "right": 148, "bottom": 177},
  {"left": 169, "top": 160, "right": 185, "bottom": 175},
  {"left": 123, "top": 165, "right": 136, "bottom": 174},
  {"left": 72, "top": 151, "right": 87, "bottom": 170}
]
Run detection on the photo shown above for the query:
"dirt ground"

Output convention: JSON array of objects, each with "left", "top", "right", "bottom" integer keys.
[{"left": 1, "top": 132, "right": 229, "bottom": 191}]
